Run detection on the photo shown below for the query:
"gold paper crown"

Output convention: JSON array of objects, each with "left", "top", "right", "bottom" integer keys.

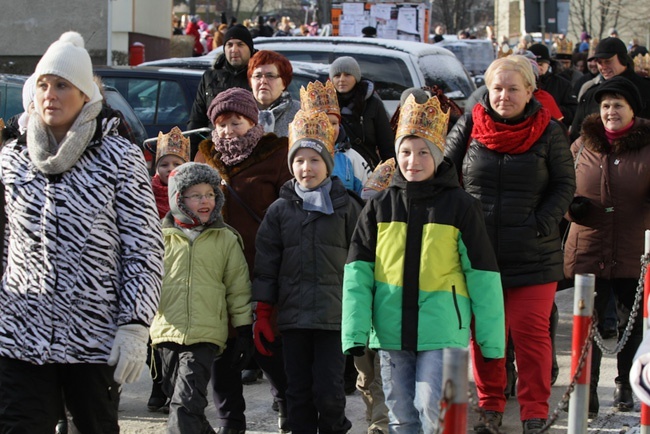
[
  {"left": 555, "top": 38, "right": 574, "bottom": 55},
  {"left": 396, "top": 94, "right": 449, "bottom": 152},
  {"left": 364, "top": 158, "right": 396, "bottom": 192},
  {"left": 156, "top": 126, "right": 190, "bottom": 164},
  {"left": 634, "top": 53, "right": 650, "bottom": 73},
  {"left": 300, "top": 80, "right": 340, "bottom": 118},
  {"left": 288, "top": 109, "right": 336, "bottom": 156}
]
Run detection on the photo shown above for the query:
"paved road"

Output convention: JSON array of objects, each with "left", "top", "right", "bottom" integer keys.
[{"left": 109, "top": 287, "right": 642, "bottom": 433}]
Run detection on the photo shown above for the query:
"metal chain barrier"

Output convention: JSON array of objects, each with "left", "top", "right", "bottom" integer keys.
[
  {"left": 592, "top": 253, "right": 649, "bottom": 355},
  {"left": 434, "top": 256, "right": 649, "bottom": 432}
]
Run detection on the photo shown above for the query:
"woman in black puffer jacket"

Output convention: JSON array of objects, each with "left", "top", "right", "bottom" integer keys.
[{"left": 445, "top": 55, "right": 575, "bottom": 434}]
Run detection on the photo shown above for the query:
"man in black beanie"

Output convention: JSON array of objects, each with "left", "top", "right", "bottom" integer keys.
[
  {"left": 569, "top": 37, "right": 650, "bottom": 142},
  {"left": 187, "top": 24, "right": 256, "bottom": 158}
]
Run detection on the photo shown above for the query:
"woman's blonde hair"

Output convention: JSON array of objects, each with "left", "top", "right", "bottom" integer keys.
[{"left": 484, "top": 55, "right": 536, "bottom": 91}]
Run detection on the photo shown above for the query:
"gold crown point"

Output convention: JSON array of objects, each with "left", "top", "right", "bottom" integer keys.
[
  {"left": 396, "top": 94, "right": 449, "bottom": 153},
  {"left": 300, "top": 80, "right": 340, "bottom": 118},
  {"left": 289, "top": 109, "right": 337, "bottom": 155}
]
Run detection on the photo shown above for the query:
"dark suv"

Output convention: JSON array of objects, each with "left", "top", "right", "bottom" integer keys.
[{"left": 94, "top": 66, "right": 204, "bottom": 138}]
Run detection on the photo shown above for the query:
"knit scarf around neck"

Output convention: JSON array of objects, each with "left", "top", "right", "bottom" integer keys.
[
  {"left": 211, "top": 124, "right": 265, "bottom": 166},
  {"left": 27, "top": 100, "right": 103, "bottom": 174},
  {"left": 151, "top": 174, "right": 170, "bottom": 219},
  {"left": 471, "top": 103, "right": 551, "bottom": 154},
  {"left": 259, "top": 91, "right": 292, "bottom": 134},
  {"left": 294, "top": 177, "right": 334, "bottom": 215}
]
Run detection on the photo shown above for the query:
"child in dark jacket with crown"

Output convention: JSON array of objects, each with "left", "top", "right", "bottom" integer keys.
[{"left": 252, "top": 109, "right": 361, "bottom": 433}]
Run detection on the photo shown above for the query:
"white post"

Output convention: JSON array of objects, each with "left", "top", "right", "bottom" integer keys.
[{"left": 568, "top": 273, "right": 595, "bottom": 434}]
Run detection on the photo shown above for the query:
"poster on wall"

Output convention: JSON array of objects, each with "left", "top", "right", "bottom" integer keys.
[{"left": 331, "top": 1, "right": 430, "bottom": 42}]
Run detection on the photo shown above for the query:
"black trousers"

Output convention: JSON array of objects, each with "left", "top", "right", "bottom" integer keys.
[
  {"left": 211, "top": 337, "right": 246, "bottom": 430},
  {"left": 159, "top": 343, "right": 218, "bottom": 434},
  {"left": 254, "top": 334, "right": 288, "bottom": 408},
  {"left": 591, "top": 278, "right": 644, "bottom": 386},
  {"left": 282, "top": 329, "right": 352, "bottom": 434},
  {"left": 0, "top": 357, "right": 120, "bottom": 434}
]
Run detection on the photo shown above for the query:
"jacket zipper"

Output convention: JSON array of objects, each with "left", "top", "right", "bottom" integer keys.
[{"left": 451, "top": 285, "right": 462, "bottom": 330}]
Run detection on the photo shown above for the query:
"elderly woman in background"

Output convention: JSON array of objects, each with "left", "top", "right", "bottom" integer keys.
[
  {"left": 445, "top": 55, "right": 575, "bottom": 434},
  {"left": 196, "top": 87, "right": 293, "bottom": 433},
  {"left": 0, "top": 31, "right": 163, "bottom": 433},
  {"left": 248, "top": 50, "right": 300, "bottom": 138},
  {"left": 565, "top": 76, "right": 649, "bottom": 417}
]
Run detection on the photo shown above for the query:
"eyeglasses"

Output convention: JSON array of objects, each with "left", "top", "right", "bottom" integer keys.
[
  {"left": 251, "top": 73, "right": 281, "bottom": 81},
  {"left": 182, "top": 193, "right": 217, "bottom": 202}
]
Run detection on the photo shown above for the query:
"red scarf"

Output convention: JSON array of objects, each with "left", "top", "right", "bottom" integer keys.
[
  {"left": 151, "top": 174, "right": 169, "bottom": 219},
  {"left": 471, "top": 104, "right": 551, "bottom": 154}
]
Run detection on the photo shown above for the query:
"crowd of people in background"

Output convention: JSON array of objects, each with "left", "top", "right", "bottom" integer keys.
[{"left": 3, "top": 11, "right": 650, "bottom": 434}]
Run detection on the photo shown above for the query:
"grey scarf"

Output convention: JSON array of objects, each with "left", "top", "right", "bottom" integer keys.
[
  {"left": 294, "top": 177, "right": 334, "bottom": 215},
  {"left": 258, "top": 91, "right": 293, "bottom": 134},
  {"left": 27, "top": 100, "right": 103, "bottom": 175}
]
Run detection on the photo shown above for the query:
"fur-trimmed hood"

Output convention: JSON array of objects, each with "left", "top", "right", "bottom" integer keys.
[{"left": 580, "top": 114, "right": 650, "bottom": 154}]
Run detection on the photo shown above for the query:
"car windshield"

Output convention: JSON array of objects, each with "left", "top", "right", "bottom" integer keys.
[{"left": 418, "top": 55, "right": 475, "bottom": 98}]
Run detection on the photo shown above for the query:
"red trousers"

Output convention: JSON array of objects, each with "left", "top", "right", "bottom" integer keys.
[{"left": 471, "top": 282, "right": 556, "bottom": 420}]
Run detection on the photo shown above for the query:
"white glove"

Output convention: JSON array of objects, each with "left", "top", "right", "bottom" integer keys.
[{"left": 107, "top": 324, "right": 150, "bottom": 384}]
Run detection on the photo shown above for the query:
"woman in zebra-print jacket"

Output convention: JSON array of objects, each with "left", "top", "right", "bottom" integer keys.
[{"left": 0, "top": 32, "right": 164, "bottom": 433}]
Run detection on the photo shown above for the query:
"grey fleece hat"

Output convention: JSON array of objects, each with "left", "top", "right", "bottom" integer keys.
[
  {"left": 168, "top": 163, "right": 224, "bottom": 226},
  {"left": 329, "top": 56, "right": 361, "bottom": 83}
]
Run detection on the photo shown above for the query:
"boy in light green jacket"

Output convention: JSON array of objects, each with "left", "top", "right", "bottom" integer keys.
[{"left": 150, "top": 162, "right": 253, "bottom": 433}]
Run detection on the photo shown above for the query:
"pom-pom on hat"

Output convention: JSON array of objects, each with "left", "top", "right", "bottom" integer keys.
[
  {"left": 35, "top": 31, "right": 96, "bottom": 100},
  {"left": 395, "top": 94, "right": 450, "bottom": 170},
  {"left": 207, "top": 87, "right": 259, "bottom": 125},
  {"left": 156, "top": 126, "right": 190, "bottom": 166},
  {"left": 224, "top": 24, "right": 254, "bottom": 55},
  {"left": 167, "top": 162, "right": 225, "bottom": 228},
  {"left": 594, "top": 75, "right": 644, "bottom": 115},
  {"left": 329, "top": 56, "right": 361, "bottom": 84},
  {"left": 288, "top": 109, "right": 336, "bottom": 175}
]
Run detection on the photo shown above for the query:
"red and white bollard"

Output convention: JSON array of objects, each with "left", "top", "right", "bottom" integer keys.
[
  {"left": 440, "top": 347, "right": 468, "bottom": 434},
  {"left": 640, "top": 230, "right": 650, "bottom": 434},
  {"left": 568, "top": 273, "right": 595, "bottom": 434}
]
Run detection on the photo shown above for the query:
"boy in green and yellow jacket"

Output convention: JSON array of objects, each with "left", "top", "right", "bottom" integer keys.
[{"left": 342, "top": 94, "right": 505, "bottom": 433}]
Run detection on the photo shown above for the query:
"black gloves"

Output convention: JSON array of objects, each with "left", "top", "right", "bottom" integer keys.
[
  {"left": 569, "top": 196, "right": 591, "bottom": 221},
  {"left": 231, "top": 325, "right": 254, "bottom": 372},
  {"left": 348, "top": 346, "right": 365, "bottom": 357}
]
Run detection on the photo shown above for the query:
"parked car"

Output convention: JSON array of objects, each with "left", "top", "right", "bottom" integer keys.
[
  {"left": 141, "top": 36, "right": 477, "bottom": 114},
  {"left": 94, "top": 66, "right": 203, "bottom": 138},
  {"left": 0, "top": 74, "right": 27, "bottom": 121},
  {"left": 435, "top": 37, "right": 496, "bottom": 77}
]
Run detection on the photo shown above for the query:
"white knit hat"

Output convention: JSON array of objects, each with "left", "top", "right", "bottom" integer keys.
[{"left": 35, "top": 31, "right": 96, "bottom": 100}]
